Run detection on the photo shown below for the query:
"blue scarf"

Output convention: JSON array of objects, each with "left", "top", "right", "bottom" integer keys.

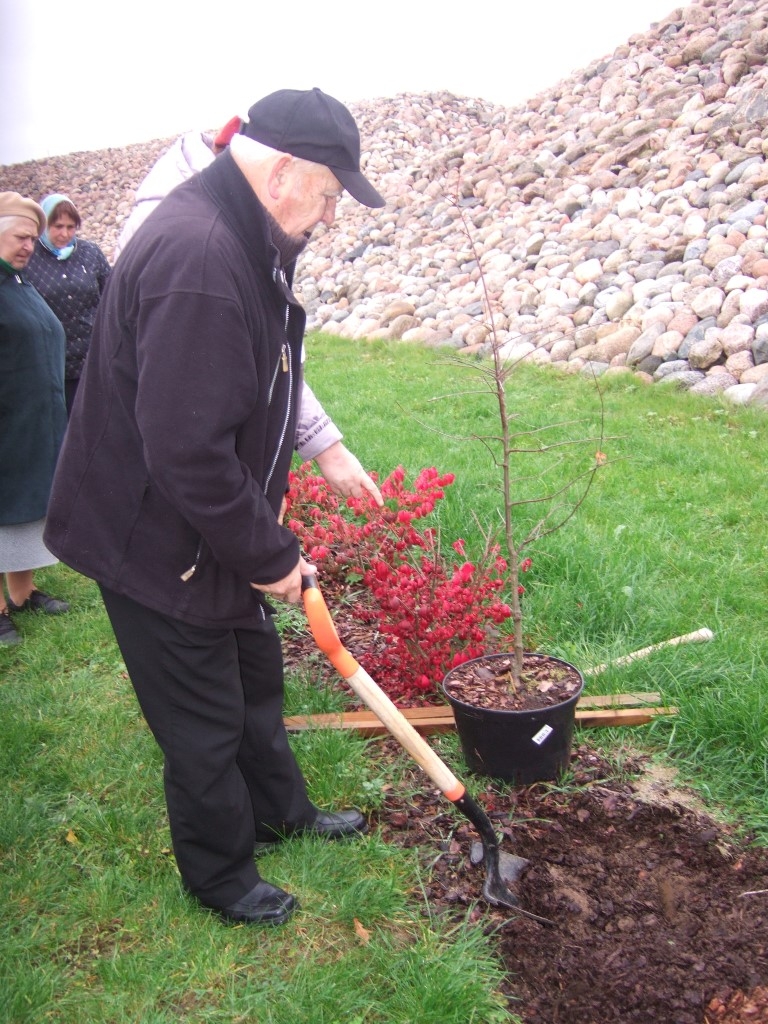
[{"left": 39, "top": 193, "right": 77, "bottom": 260}]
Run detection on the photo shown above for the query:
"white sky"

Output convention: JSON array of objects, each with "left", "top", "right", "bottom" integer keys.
[{"left": 0, "top": 0, "right": 688, "bottom": 166}]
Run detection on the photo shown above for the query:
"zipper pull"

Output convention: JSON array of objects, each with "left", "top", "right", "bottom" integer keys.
[
  {"left": 181, "top": 540, "right": 203, "bottom": 582},
  {"left": 281, "top": 344, "right": 288, "bottom": 372}
]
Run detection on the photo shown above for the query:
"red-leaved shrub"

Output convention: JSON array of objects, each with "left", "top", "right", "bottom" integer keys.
[{"left": 286, "top": 463, "right": 522, "bottom": 701}]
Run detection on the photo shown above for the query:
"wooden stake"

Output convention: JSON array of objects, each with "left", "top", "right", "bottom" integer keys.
[{"left": 585, "top": 628, "right": 713, "bottom": 676}]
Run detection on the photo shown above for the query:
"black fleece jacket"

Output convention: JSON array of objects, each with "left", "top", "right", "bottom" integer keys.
[{"left": 44, "top": 151, "right": 306, "bottom": 628}]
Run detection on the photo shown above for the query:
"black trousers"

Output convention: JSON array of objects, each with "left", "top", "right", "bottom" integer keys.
[{"left": 100, "top": 585, "right": 315, "bottom": 908}]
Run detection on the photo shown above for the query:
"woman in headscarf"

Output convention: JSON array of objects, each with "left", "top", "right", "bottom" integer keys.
[
  {"left": 26, "top": 193, "right": 110, "bottom": 414},
  {"left": 0, "top": 192, "right": 70, "bottom": 646}
]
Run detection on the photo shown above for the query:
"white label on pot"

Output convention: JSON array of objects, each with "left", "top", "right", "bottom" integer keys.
[{"left": 532, "top": 724, "right": 553, "bottom": 746}]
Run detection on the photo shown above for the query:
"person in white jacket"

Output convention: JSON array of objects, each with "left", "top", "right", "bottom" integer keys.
[
  {"left": 114, "top": 130, "right": 220, "bottom": 259},
  {"left": 115, "top": 117, "right": 382, "bottom": 506}
]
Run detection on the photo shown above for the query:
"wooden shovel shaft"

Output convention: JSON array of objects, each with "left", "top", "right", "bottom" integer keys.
[
  {"left": 585, "top": 628, "right": 713, "bottom": 676},
  {"left": 301, "top": 576, "right": 464, "bottom": 801},
  {"left": 345, "top": 665, "right": 464, "bottom": 800}
]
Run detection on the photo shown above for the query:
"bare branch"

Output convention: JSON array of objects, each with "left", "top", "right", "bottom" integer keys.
[{"left": 403, "top": 182, "right": 615, "bottom": 685}]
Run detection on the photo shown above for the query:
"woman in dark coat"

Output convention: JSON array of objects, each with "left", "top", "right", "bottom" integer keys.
[
  {"left": 0, "top": 192, "right": 69, "bottom": 646},
  {"left": 26, "top": 193, "right": 110, "bottom": 415}
]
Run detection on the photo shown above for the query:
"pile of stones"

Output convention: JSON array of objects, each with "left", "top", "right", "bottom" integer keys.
[{"left": 3, "top": 0, "right": 768, "bottom": 407}]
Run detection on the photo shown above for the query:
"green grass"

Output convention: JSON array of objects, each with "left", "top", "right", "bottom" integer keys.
[
  {"left": 0, "top": 563, "right": 513, "bottom": 1023},
  {"left": 2, "top": 335, "right": 767, "bottom": 1021},
  {"left": 301, "top": 335, "right": 768, "bottom": 834}
]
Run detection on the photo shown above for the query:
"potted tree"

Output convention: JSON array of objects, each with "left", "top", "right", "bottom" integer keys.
[{"left": 440, "top": 199, "right": 607, "bottom": 784}]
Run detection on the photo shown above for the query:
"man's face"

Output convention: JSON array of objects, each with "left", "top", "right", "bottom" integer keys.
[
  {"left": 0, "top": 217, "right": 39, "bottom": 269},
  {"left": 275, "top": 164, "right": 343, "bottom": 241}
]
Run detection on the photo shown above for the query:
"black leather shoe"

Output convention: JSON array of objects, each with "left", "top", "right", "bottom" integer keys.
[
  {"left": 8, "top": 590, "right": 69, "bottom": 615},
  {"left": 253, "top": 808, "right": 369, "bottom": 850},
  {"left": 218, "top": 881, "right": 297, "bottom": 925},
  {"left": 0, "top": 610, "right": 21, "bottom": 646},
  {"left": 301, "top": 807, "right": 368, "bottom": 840}
]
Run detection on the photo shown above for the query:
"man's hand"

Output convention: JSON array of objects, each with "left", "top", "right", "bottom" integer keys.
[
  {"left": 315, "top": 441, "right": 383, "bottom": 506},
  {"left": 251, "top": 554, "right": 317, "bottom": 604}
]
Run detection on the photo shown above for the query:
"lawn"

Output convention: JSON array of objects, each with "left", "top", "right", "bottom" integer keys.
[{"left": 1, "top": 336, "right": 766, "bottom": 1023}]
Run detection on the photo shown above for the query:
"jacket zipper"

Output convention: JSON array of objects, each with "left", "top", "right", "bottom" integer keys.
[
  {"left": 264, "top": 340, "right": 292, "bottom": 492},
  {"left": 264, "top": 270, "right": 293, "bottom": 494}
]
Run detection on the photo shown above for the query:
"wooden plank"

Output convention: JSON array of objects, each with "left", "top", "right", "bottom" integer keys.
[
  {"left": 578, "top": 692, "right": 663, "bottom": 708},
  {"left": 575, "top": 706, "right": 678, "bottom": 727},
  {"left": 283, "top": 693, "right": 677, "bottom": 736}
]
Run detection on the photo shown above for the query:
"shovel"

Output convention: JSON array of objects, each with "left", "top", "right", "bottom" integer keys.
[{"left": 301, "top": 575, "right": 550, "bottom": 924}]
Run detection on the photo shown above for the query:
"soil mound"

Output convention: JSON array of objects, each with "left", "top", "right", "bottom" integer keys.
[{"left": 375, "top": 741, "right": 768, "bottom": 1023}]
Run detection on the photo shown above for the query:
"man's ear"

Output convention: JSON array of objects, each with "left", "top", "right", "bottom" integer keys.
[{"left": 267, "top": 155, "right": 294, "bottom": 200}]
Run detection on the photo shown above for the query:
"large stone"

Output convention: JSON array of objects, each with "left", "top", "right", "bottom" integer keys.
[
  {"left": 702, "top": 243, "right": 737, "bottom": 269},
  {"left": 497, "top": 339, "right": 536, "bottom": 363},
  {"left": 592, "top": 325, "right": 640, "bottom": 362},
  {"left": 740, "top": 363, "right": 768, "bottom": 384},
  {"left": 740, "top": 289, "right": 768, "bottom": 320},
  {"left": 627, "top": 323, "right": 666, "bottom": 366},
  {"left": 550, "top": 337, "right": 576, "bottom": 361},
  {"left": 721, "top": 322, "right": 755, "bottom": 355},
  {"left": 388, "top": 314, "right": 421, "bottom": 338},
  {"left": 749, "top": 379, "right": 768, "bottom": 407},
  {"left": 691, "top": 287, "right": 726, "bottom": 318},
  {"left": 651, "top": 331, "right": 684, "bottom": 360},
  {"left": 680, "top": 318, "right": 718, "bottom": 357},
  {"left": 710, "top": 255, "right": 744, "bottom": 287},
  {"left": 723, "top": 382, "right": 758, "bottom": 404},
  {"left": 574, "top": 259, "right": 604, "bottom": 284},
  {"left": 667, "top": 311, "right": 699, "bottom": 335},
  {"left": 654, "top": 359, "right": 690, "bottom": 379},
  {"left": 753, "top": 331, "right": 768, "bottom": 365},
  {"left": 688, "top": 336, "right": 724, "bottom": 370},
  {"left": 725, "top": 350, "right": 755, "bottom": 378},
  {"left": 604, "top": 291, "right": 635, "bottom": 320},
  {"left": 689, "top": 373, "right": 739, "bottom": 396},
  {"left": 658, "top": 370, "right": 706, "bottom": 389},
  {"left": 465, "top": 324, "right": 491, "bottom": 346}
]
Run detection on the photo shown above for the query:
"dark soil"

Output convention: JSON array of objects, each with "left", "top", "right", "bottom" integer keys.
[
  {"left": 444, "top": 651, "right": 583, "bottom": 711},
  {"left": 370, "top": 741, "right": 768, "bottom": 1024},
  {"left": 285, "top": 593, "right": 768, "bottom": 1023}
]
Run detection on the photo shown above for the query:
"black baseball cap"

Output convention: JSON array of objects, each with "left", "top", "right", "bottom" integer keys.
[{"left": 242, "top": 88, "right": 385, "bottom": 208}]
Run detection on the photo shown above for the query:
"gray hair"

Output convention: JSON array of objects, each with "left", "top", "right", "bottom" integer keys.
[
  {"left": 229, "top": 133, "right": 324, "bottom": 178},
  {"left": 0, "top": 215, "right": 26, "bottom": 236}
]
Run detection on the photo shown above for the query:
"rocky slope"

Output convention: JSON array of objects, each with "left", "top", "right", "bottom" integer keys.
[{"left": 3, "top": 0, "right": 768, "bottom": 407}]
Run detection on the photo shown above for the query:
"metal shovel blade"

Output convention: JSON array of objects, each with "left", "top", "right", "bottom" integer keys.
[{"left": 471, "top": 841, "right": 530, "bottom": 883}]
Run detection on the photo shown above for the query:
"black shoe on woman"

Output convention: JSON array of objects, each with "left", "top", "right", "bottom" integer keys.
[
  {"left": 0, "top": 609, "right": 21, "bottom": 645},
  {"left": 7, "top": 590, "right": 69, "bottom": 615}
]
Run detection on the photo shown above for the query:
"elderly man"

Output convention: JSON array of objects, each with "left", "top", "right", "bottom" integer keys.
[{"left": 45, "top": 88, "right": 385, "bottom": 926}]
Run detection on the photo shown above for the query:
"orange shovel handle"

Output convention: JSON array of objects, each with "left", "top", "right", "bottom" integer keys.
[
  {"left": 301, "top": 576, "right": 465, "bottom": 801},
  {"left": 301, "top": 575, "right": 359, "bottom": 678}
]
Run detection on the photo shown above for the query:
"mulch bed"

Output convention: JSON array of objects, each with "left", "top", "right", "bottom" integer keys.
[
  {"left": 369, "top": 741, "right": 768, "bottom": 1023},
  {"left": 284, "top": 594, "right": 768, "bottom": 1022}
]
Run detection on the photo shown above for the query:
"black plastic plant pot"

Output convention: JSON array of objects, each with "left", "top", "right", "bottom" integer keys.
[{"left": 442, "top": 653, "right": 584, "bottom": 785}]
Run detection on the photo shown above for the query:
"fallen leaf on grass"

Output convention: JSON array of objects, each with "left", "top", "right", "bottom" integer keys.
[{"left": 353, "top": 918, "right": 371, "bottom": 945}]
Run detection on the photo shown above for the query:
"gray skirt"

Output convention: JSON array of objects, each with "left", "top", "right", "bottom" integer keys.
[{"left": 0, "top": 518, "right": 59, "bottom": 573}]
